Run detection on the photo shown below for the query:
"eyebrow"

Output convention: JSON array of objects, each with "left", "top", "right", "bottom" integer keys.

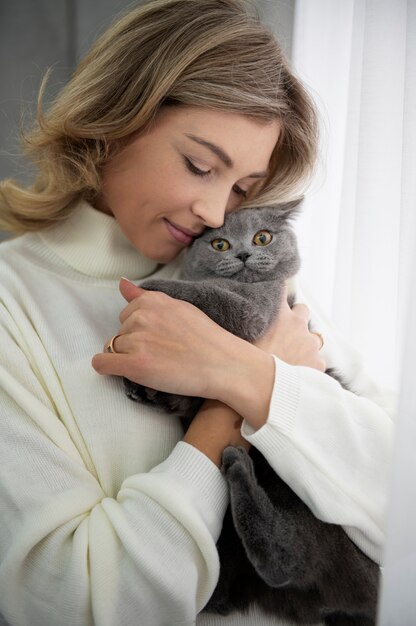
[{"left": 184, "top": 133, "right": 269, "bottom": 179}]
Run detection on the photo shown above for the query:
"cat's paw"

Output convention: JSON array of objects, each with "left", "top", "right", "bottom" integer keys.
[
  {"left": 123, "top": 378, "right": 148, "bottom": 402},
  {"left": 123, "top": 379, "right": 162, "bottom": 405},
  {"left": 240, "top": 310, "right": 268, "bottom": 341},
  {"left": 221, "top": 446, "right": 246, "bottom": 472},
  {"left": 140, "top": 278, "right": 179, "bottom": 299},
  {"left": 204, "top": 592, "right": 232, "bottom": 616},
  {"left": 222, "top": 446, "right": 256, "bottom": 481}
]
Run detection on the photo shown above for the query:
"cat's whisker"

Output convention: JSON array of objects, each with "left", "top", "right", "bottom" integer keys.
[{"left": 215, "top": 259, "right": 244, "bottom": 277}]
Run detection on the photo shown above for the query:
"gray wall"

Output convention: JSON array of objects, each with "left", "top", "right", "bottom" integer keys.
[
  {"left": 0, "top": 0, "right": 139, "bottom": 185},
  {"left": 258, "top": 0, "right": 294, "bottom": 56},
  {"left": 0, "top": 0, "right": 294, "bottom": 239}
]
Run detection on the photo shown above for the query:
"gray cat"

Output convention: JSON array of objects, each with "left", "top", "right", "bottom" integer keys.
[{"left": 123, "top": 203, "right": 379, "bottom": 625}]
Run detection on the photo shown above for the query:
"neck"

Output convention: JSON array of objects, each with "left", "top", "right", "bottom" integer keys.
[{"left": 38, "top": 200, "right": 160, "bottom": 280}]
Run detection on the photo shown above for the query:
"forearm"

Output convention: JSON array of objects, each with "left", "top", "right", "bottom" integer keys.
[
  {"left": 212, "top": 338, "right": 276, "bottom": 431},
  {"left": 183, "top": 399, "right": 250, "bottom": 467},
  {"left": 209, "top": 282, "right": 326, "bottom": 427},
  {"left": 242, "top": 356, "right": 394, "bottom": 562}
]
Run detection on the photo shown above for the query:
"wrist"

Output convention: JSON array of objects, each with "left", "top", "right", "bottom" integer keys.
[
  {"left": 218, "top": 341, "right": 275, "bottom": 431},
  {"left": 183, "top": 399, "right": 249, "bottom": 467}
]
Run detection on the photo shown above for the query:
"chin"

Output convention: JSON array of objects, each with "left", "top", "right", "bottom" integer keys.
[{"left": 142, "top": 246, "right": 183, "bottom": 265}]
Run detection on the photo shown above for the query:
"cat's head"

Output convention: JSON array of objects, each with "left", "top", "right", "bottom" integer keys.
[{"left": 182, "top": 201, "right": 302, "bottom": 283}]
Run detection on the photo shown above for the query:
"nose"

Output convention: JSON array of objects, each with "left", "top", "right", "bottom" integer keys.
[
  {"left": 236, "top": 252, "right": 251, "bottom": 263},
  {"left": 191, "top": 198, "right": 227, "bottom": 229}
]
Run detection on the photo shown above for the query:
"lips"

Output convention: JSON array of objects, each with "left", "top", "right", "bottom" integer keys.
[{"left": 164, "top": 218, "right": 200, "bottom": 245}]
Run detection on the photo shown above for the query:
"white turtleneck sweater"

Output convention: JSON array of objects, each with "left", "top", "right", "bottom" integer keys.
[{"left": 0, "top": 202, "right": 395, "bottom": 626}]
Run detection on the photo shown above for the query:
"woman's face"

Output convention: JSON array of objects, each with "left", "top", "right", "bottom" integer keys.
[{"left": 95, "top": 106, "right": 280, "bottom": 263}]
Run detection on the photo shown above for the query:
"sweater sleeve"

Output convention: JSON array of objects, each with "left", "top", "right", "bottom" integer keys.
[
  {"left": 241, "top": 284, "right": 396, "bottom": 565},
  {"left": 0, "top": 308, "right": 228, "bottom": 626}
]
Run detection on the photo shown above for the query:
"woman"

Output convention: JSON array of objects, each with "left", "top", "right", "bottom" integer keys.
[{"left": 0, "top": 1, "right": 394, "bottom": 625}]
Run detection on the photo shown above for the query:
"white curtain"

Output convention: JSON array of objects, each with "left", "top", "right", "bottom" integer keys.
[
  {"left": 291, "top": 1, "right": 416, "bottom": 621},
  {"left": 291, "top": 0, "right": 416, "bottom": 392}
]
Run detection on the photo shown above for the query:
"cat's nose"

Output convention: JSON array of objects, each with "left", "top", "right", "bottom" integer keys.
[{"left": 236, "top": 252, "right": 251, "bottom": 263}]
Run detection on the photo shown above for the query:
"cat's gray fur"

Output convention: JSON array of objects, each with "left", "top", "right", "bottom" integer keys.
[{"left": 123, "top": 203, "right": 379, "bottom": 625}]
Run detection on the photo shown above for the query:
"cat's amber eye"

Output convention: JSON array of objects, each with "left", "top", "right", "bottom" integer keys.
[
  {"left": 211, "top": 238, "right": 231, "bottom": 252},
  {"left": 253, "top": 230, "right": 273, "bottom": 246}
]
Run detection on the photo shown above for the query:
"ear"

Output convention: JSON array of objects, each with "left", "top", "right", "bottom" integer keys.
[{"left": 275, "top": 197, "right": 304, "bottom": 220}]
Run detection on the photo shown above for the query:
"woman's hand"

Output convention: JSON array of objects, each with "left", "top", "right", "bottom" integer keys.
[
  {"left": 254, "top": 285, "right": 327, "bottom": 372},
  {"left": 91, "top": 279, "right": 325, "bottom": 434},
  {"left": 92, "top": 278, "right": 268, "bottom": 408}
]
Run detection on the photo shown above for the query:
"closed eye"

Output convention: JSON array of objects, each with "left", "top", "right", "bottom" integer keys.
[
  {"left": 232, "top": 185, "right": 248, "bottom": 198},
  {"left": 184, "top": 157, "right": 248, "bottom": 197},
  {"left": 184, "top": 157, "right": 211, "bottom": 178}
]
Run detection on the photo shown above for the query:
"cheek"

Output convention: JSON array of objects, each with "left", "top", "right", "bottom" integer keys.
[
  {"left": 102, "top": 171, "right": 139, "bottom": 209},
  {"left": 225, "top": 195, "right": 244, "bottom": 214}
]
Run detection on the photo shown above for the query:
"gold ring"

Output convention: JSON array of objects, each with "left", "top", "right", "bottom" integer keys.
[
  {"left": 311, "top": 331, "right": 324, "bottom": 350},
  {"left": 106, "top": 334, "right": 122, "bottom": 354}
]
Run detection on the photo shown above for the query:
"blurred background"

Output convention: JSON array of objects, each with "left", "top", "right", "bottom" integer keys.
[{"left": 0, "top": 2, "right": 415, "bottom": 622}]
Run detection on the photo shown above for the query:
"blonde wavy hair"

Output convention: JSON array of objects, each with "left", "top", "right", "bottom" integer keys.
[{"left": 0, "top": 0, "right": 318, "bottom": 234}]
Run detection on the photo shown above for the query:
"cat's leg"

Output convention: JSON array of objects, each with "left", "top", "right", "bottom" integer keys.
[
  {"left": 141, "top": 278, "right": 227, "bottom": 313},
  {"left": 222, "top": 447, "right": 314, "bottom": 589},
  {"left": 139, "top": 278, "right": 188, "bottom": 297},
  {"left": 141, "top": 278, "right": 239, "bottom": 311},
  {"left": 141, "top": 279, "right": 266, "bottom": 339}
]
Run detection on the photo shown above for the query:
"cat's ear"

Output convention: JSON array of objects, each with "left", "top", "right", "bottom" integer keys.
[{"left": 274, "top": 197, "right": 304, "bottom": 220}]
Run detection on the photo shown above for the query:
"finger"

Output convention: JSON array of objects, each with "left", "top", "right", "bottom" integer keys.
[
  {"left": 119, "top": 277, "right": 146, "bottom": 303},
  {"left": 91, "top": 351, "right": 137, "bottom": 378},
  {"left": 316, "top": 356, "right": 327, "bottom": 372},
  {"left": 103, "top": 333, "right": 124, "bottom": 354},
  {"left": 310, "top": 331, "right": 324, "bottom": 351},
  {"left": 119, "top": 278, "right": 148, "bottom": 324}
]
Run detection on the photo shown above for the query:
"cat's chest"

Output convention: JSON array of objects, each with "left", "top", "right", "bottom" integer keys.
[{"left": 219, "top": 278, "right": 277, "bottom": 300}]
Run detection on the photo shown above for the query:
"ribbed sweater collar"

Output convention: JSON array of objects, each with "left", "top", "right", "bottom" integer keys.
[{"left": 39, "top": 200, "right": 159, "bottom": 280}]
